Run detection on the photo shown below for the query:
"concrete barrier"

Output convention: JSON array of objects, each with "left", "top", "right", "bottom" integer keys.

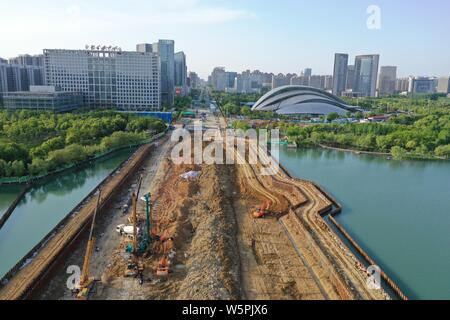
[{"left": 0, "top": 184, "right": 31, "bottom": 230}]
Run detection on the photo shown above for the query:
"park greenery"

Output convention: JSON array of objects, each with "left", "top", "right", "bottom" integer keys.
[
  {"left": 225, "top": 93, "right": 450, "bottom": 160},
  {"left": 0, "top": 110, "right": 166, "bottom": 178}
]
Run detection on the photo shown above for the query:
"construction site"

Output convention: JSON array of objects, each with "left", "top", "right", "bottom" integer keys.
[{"left": 0, "top": 109, "right": 404, "bottom": 301}]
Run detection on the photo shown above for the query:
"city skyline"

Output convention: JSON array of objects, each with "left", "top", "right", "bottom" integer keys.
[{"left": 1, "top": 0, "right": 450, "bottom": 79}]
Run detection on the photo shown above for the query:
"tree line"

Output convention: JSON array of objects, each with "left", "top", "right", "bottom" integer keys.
[{"left": 0, "top": 110, "right": 166, "bottom": 178}]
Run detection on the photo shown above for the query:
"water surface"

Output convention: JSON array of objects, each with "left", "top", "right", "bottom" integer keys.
[
  {"left": 279, "top": 147, "right": 450, "bottom": 300},
  {"left": 0, "top": 149, "right": 134, "bottom": 278}
]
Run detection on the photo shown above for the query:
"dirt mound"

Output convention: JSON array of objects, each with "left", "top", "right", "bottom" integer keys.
[{"left": 176, "top": 164, "right": 241, "bottom": 300}]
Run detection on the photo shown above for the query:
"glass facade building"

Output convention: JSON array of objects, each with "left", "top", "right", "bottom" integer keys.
[
  {"left": 353, "top": 55, "right": 380, "bottom": 97},
  {"left": 2, "top": 86, "right": 83, "bottom": 112},
  {"left": 152, "top": 40, "right": 174, "bottom": 107},
  {"left": 43, "top": 49, "right": 160, "bottom": 110}
]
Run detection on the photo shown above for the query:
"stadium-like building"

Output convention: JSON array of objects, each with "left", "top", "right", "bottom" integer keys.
[{"left": 252, "top": 85, "right": 358, "bottom": 116}]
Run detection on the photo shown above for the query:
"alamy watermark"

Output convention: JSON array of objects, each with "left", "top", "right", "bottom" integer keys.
[
  {"left": 66, "top": 265, "right": 81, "bottom": 290},
  {"left": 366, "top": 265, "right": 382, "bottom": 290},
  {"left": 170, "top": 125, "right": 280, "bottom": 176}
]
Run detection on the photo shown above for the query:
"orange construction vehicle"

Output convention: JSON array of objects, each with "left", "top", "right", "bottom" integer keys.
[
  {"left": 156, "top": 238, "right": 171, "bottom": 277},
  {"left": 252, "top": 201, "right": 272, "bottom": 219}
]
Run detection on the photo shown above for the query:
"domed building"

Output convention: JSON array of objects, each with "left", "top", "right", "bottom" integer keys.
[{"left": 252, "top": 85, "right": 358, "bottom": 116}]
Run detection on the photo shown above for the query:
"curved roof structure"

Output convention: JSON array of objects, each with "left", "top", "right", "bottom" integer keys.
[{"left": 252, "top": 85, "right": 357, "bottom": 115}]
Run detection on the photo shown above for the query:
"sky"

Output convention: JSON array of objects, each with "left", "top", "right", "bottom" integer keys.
[{"left": 1, "top": 0, "right": 449, "bottom": 79}]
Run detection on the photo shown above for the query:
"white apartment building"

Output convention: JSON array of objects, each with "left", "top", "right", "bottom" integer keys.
[{"left": 43, "top": 48, "right": 160, "bottom": 110}]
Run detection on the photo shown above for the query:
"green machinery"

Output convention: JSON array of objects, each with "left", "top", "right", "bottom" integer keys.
[{"left": 138, "top": 192, "right": 151, "bottom": 254}]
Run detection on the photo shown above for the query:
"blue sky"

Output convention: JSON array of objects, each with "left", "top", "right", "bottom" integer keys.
[{"left": 1, "top": 0, "right": 449, "bottom": 78}]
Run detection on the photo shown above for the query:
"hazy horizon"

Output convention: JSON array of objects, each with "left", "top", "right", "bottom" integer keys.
[{"left": 1, "top": 0, "right": 449, "bottom": 79}]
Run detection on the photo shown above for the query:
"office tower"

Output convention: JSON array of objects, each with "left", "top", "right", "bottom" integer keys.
[
  {"left": 0, "top": 59, "right": 8, "bottom": 101},
  {"left": 378, "top": 66, "right": 397, "bottom": 96},
  {"left": 302, "top": 68, "right": 312, "bottom": 77},
  {"left": 152, "top": 40, "right": 175, "bottom": 106},
  {"left": 354, "top": 54, "right": 380, "bottom": 97},
  {"left": 188, "top": 72, "right": 200, "bottom": 89},
  {"left": 437, "top": 77, "right": 450, "bottom": 94},
  {"left": 226, "top": 71, "right": 238, "bottom": 89},
  {"left": 136, "top": 43, "right": 153, "bottom": 53},
  {"left": 43, "top": 48, "right": 160, "bottom": 110},
  {"left": 210, "top": 67, "right": 228, "bottom": 91},
  {"left": 408, "top": 77, "right": 436, "bottom": 95},
  {"left": 174, "top": 51, "right": 187, "bottom": 96},
  {"left": 346, "top": 65, "right": 355, "bottom": 90},
  {"left": 332, "top": 53, "right": 348, "bottom": 96}
]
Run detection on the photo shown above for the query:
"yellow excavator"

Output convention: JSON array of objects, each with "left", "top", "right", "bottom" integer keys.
[{"left": 76, "top": 191, "right": 101, "bottom": 300}]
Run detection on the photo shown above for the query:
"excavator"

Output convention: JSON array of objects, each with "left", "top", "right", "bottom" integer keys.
[
  {"left": 252, "top": 201, "right": 272, "bottom": 219},
  {"left": 76, "top": 190, "right": 101, "bottom": 300},
  {"left": 156, "top": 238, "right": 171, "bottom": 277}
]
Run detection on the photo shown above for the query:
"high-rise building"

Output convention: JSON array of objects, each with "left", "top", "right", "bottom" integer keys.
[
  {"left": 136, "top": 43, "right": 153, "bottom": 53},
  {"left": 323, "top": 75, "right": 333, "bottom": 90},
  {"left": 9, "top": 54, "right": 44, "bottom": 67},
  {"left": 43, "top": 48, "right": 160, "bottom": 110},
  {"left": 174, "top": 51, "right": 187, "bottom": 96},
  {"left": 1, "top": 54, "right": 45, "bottom": 92},
  {"left": 188, "top": 71, "right": 200, "bottom": 89},
  {"left": 437, "top": 77, "right": 450, "bottom": 94},
  {"left": 378, "top": 66, "right": 397, "bottom": 96},
  {"left": 310, "top": 75, "right": 324, "bottom": 89},
  {"left": 302, "top": 68, "right": 312, "bottom": 77},
  {"left": 332, "top": 53, "right": 348, "bottom": 96},
  {"left": 290, "top": 75, "right": 310, "bottom": 86},
  {"left": 226, "top": 71, "right": 238, "bottom": 89},
  {"left": 152, "top": 40, "right": 175, "bottom": 106},
  {"left": 408, "top": 77, "right": 436, "bottom": 95},
  {"left": 233, "top": 70, "right": 263, "bottom": 94},
  {"left": 0, "top": 59, "right": 8, "bottom": 101},
  {"left": 272, "top": 73, "right": 292, "bottom": 89},
  {"left": 395, "top": 78, "right": 410, "bottom": 93},
  {"left": 210, "top": 67, "right": 228, "bottom": 91},
  {"left": 353, "top": 54, "right": 380, "bottom": 97},
  {"left": 346, "top": 65, "right": 355, "bottom": 90}
]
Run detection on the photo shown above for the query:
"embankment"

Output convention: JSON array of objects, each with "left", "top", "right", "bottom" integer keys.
[
  {"left": 0, "top": 185, "right": 31, "bottom": 230},
  {"left": 0, "top": 141, "right": 160, "bottom": 300}
]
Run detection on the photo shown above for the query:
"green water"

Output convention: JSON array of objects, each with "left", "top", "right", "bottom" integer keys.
[
  {"left": 279, "top": 147, "right": 450, "bottom": 300},
  {"left": 0, "top": 186, "right": 22, "bottom": 216},
  {"left": 0, "top": 149, "right": 134, "bottom": 278}
]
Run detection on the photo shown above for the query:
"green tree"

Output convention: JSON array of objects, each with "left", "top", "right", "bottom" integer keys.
[
  {"left": 391, "top": 146, "right": 407, "bottom": 160},
  {"left": 435, "top": 144, "right": 450, "bottom": 158},
  {"left": 327, "top": 112, "right": 339, "bottom": 122},
  {"left": 10, "top": 160, "right": 26, "bottom": 176},
  {"left": 241, "top": 106, "right": 252, "bottom": 117}
]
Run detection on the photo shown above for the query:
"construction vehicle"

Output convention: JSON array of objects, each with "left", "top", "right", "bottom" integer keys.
[
  {"left": 124, "top": 259, "right": 145, "bottom": 278},
  {"left": 137, "top": 192, "right": 152, "bottom": 255},
  {"left": 252, "top": 201, "right": 272, "bottom": 219},
  {"left": 123, "top": 177, "right": 148, "bottom": 280},
  {"left": 156, "top": 240, "right": 171, "bottom": 277},
  {"left": 76, "top": 191, "right": 101, "bottom": 300},
  {"left": 116, "top": 224, "right": 139, "bottom": 237}
]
